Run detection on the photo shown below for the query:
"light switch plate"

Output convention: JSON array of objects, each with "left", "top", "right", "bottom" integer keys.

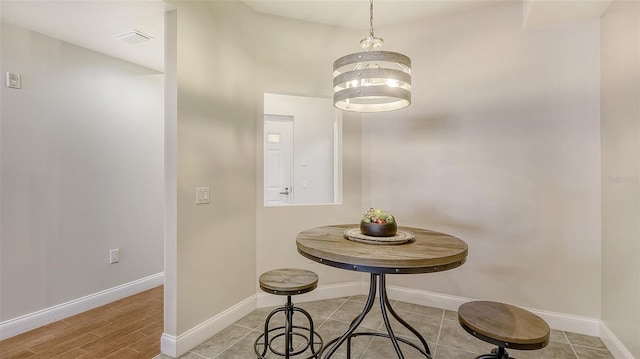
[
  {"left": 6, "top": 72, "right": 21, "bottom": 89},
  {"left": 196, "top": 187, "right": 210, "bottom": 204}
]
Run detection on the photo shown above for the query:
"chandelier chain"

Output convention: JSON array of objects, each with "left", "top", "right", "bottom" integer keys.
[{"left": 369, "top": 0, "right": 375, "bottom": 38}]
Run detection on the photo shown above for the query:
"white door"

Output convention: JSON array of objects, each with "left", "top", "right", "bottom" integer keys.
[{"left": 264, "top": 115, "right": 293, "bottom": 205}]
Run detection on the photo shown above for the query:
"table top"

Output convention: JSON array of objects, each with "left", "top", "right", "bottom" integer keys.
[{"left": 296, "top": 224, "right": 468, "bottom": 274}]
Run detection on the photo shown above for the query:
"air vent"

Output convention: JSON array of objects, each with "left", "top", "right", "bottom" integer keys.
[{"left": 115, "top": 30, "right": 153, "bottom": 44}]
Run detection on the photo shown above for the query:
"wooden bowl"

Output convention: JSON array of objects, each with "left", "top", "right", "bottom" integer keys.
[{"left": 360, "top": 222, "right": 398, "bottom": 237}]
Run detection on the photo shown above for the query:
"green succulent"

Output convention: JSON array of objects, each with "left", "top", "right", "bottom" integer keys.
[{"left": 362, "top": 208, "right": 395, "bottom": 224}]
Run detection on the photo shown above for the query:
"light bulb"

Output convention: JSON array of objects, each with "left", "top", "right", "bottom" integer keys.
[{"left": 386, "top": 79, "right": 400, "bottom": 87}]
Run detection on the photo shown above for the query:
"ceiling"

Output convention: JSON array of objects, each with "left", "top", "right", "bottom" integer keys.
[
  {"left": 1, "top": 1, "right": 171, "bottom": 72},
  {"left": 0, "top": 0, "right": 611, "bottom": 73},
  {"left": 242, "top": 0, "right": 504, "bottom": 30},
  {"left": 0, "top": 0, "right": 505, "bottom": 73}
]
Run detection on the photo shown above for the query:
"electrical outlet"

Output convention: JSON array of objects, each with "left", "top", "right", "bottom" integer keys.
[{"left": 110, "top": 249, "right": 120, "bottom": 264}]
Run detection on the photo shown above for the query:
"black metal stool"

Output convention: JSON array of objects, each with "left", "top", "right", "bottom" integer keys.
[
  {"left": 254, "top": 268, "right": 323, "bottom": 359},
  {"left": 458, "top": 301, "right": 550, "bottom": 359}
]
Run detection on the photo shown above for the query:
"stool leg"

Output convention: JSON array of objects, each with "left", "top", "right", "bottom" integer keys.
[
  {"left": 284, "top": 295, "right": 291, "bottom": 358},
  {"left": 292, "top": 306, "right": 323, "bottom": 358},
  {"left": 255, "top": 296, "right": 324, "bottom": 359},
  {"left": 255, "top": 306, "right": 287, "bottom": 358},
  {"left": 475, "top": 347, "right": 509, "bottom": 359},
  {"left": 496, "top": 347, "right": 510, "bottom": 359}
]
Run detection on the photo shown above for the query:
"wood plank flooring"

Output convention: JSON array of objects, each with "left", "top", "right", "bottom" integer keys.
[{"left": 0, "top": 285, "right": 163, "bottom": 359}]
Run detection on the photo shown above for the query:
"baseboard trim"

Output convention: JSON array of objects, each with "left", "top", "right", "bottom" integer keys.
[
  {"left": 161, "top": 282, "right": 364, "bottom": 357},
  {"left": 162, "top": 294, "right": 257, "bottom": 358},
  {"left": 525, "top": 306, "right": 600, "bottom": 337},
  {"left": 386, "top": 284, "right": 601, "bottom": 336},
  {"left": 161, "top": 281, "right": 632, "bottom": 358},
  {"left": 600, "top": 321, "right": 635, "bottom": 359},
  {"left": 0, "top": 272, "right": 164, "bottom": 340},
  {"left": 386, "top": 284, "right": 469, "bottom": 312},
  {"left": 257, "top": 281, "right": 364, "bottom": 308},
  {"left": 160, "top": 333, "right": 178, "bottom": 358}
]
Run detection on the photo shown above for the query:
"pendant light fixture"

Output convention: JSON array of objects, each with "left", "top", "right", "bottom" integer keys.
[{"left": 333, "top": 0, "right": 412, "bottom": 112}]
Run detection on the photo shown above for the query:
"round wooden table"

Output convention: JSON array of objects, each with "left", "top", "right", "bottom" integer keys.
[{"left": 296, "top": 224, "right": 468, "bottom": 359}]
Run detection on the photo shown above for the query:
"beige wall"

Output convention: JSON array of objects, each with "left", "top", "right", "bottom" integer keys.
[
  {"left": 168, "top": 2, "right": 640, "bottom": 355},
  {"left": 164, "top": 9, "right": 178, "bottom": 338},
  {"left": 601, "top": 1, "right": 640, "bottom": 357},
  {"left": 172, "top": 1, "right": 258, "bottom": 334},
  {"left": 361, "top": 2, "right": 603, "bottom": 317},
  {"left": 167, "top": 1, "right": 366, "bottom": 340},
  {"left": 254, "top": 14, "right": 363, "bottom": 286}
]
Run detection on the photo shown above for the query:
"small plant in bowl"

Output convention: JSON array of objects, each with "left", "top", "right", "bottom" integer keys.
[{"left": 360, "top": 208, "right": 397, "bottom": 237}]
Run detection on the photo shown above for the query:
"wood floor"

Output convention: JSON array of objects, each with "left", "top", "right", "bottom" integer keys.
[{"left": 0, "top": 285, "right": 163, "bottom": 359}]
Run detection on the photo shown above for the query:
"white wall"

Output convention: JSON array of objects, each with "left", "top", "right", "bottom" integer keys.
[
  {"left": 601, "top": 1, "right": 640, "bottom": 357},
  {"left": 361, "top": 1, "right": 602, "bottom": 318},
  {"left": 0, "top": 23, "right": 164, "bottom": 321}
]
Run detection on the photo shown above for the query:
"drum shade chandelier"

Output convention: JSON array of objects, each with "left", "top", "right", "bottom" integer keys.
[{"left": 333, "top": 0, "right": 412, "bottom": 112}]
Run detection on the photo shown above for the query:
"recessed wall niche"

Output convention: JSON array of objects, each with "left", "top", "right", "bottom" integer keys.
[{"left": 263, "top": 93, "right": 342, "bottom": 206}]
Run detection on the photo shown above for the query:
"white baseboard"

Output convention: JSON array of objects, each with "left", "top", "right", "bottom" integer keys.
[
  {"left": 161, "top": 282, "right": 364, "bottom": 358},
  {"left": 160, "top": 333, "right": 178, "bottom": 358},
  {"left": 160, "top": 281, "right": 633, "bottom": 359},
  {"left": 386, "top": 284, "right": 601, "bottom": 336},
  {"left": 600, "top": 321, "right": 636, "bottom": 359},
  {"left": 257, "top": 281, "right": 364, "bottom": 308},
  {"left": 389, "top": 285, "right": 633, "bottom": 357},
  {"left": 525, "top": 306, "right": 600, "bottom": 337},
  {"left": 386, "top": 284, "right": 469, "bottom": 312},
  {"left": 162, "top": 294, "right": 257, "bottom": 358},
  {"left": 0, "top": 272, "right": 164, "bottom": 340}
]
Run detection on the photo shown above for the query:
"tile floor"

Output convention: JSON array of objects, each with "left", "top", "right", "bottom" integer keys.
[{"left": 154, "top": 295, "right": 614, "bottom": 359}]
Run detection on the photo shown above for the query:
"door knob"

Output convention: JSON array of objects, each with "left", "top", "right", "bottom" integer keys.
[{"left": 279, "top": 187, "right": 290, "bottom": 195}]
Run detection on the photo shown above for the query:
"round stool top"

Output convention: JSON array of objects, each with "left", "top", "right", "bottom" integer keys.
[
  {"left": 458, "top": 301, "right": 550, "bottom": 350},
  {"left": 259, "top": 268, "right": 318, "bottom": 296}
]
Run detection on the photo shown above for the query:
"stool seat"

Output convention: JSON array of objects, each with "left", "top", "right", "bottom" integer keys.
[
  {"left": 458, "top": 301, "right": 550, "bottom": 351},
  {"left": 259, "top": 268, "right": 318, "bottom": 296},
  {"left": 255, "top": 268, "right": 322, "bottom": 359}
]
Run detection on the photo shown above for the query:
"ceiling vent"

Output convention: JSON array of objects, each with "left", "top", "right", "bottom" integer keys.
[{"left": 115, "top": 30, "right": 153, "bottom": 44}]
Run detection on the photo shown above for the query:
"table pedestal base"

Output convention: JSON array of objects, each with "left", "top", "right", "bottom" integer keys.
[{"left": 320, "top": 273, "right": 432, "bottom": 359}]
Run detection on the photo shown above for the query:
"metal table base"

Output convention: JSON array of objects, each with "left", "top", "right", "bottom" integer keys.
[{"left": 320, "top": 273, "right": 432, "bottom": 359}]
